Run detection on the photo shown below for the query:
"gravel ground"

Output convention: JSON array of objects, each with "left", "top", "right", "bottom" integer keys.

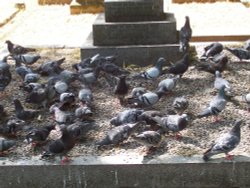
[{"left": 0, "top": 43, "right": 250, "bottom": 163}]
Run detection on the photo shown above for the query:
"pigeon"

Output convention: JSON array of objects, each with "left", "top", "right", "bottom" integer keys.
[
  {"left": 13, "top": 99, "right": 40, "bottom": 121},
  {"left": 135, "top": 57, "right": 166, "bottom": 79},
  {"left": 25, "top": 86, "right": 48, "bottom": 108},
  {"left": 24, "top": 72, "right": 40, "bottom": 84},
  {"left": 197, "top": 86, "right": 227, "bottom": 121},
  {"left": 49, "top": 105, "right": 75, "bottom": 125},
  {"left": 54, "top": 80, "right": 68, "bottom": 94},
  {"left": 5, "top": 40, "right": 36, "bottom": 55},
  {"left": 59, "top": 92, "right": 75, "bottom": 108},
  {"left": 110, "top": 109, "right": 144, "bottom": 127},
  {"left": 67, "top": 120, "right": 96, "bottom": 140},
  {"left": 114, "top": 75, "right": 129, "bottom": 105},
  {"left": 179, "top": 16, "right": 192, "bottom": 52},
  {"left": 98, "top": 59, "right": 129, "bottom": 77},
  {"left": 172, "top": 96, "right": 189, "bottom": 115},
  {"left": 75, "top": 105, "right": 93, "bottom": 120},
  {"left": 196, "top": 54, "right": 228, "bottom": 74},
  {"left": 242, "top": 93, "right": 250, "bottom": 112},
  {"left": 15, "top": 61, "right": 33, "bottom": 80},
  {"left": 41, "top": 126, "right": 77, "bottom": 164},
  {"left": 138, "top": 110, "right": 163, "bottom": 130},
  {"left": 157, "top": 75, "right": 179, "bottom": 94},
  {"left": 25, "top": 124, "right": 55, "bottom": 147},
  {"left": 243, "top": 39, "right": 250, "bottom": 51},
  {"left": 96, "top": 122, "right": 142, "bottom": 147},
  {"left": 151, "top": 114, "right": 189, "bottom": 139},
  {"left": 0, "top": 62, "right": 12, "bottom": 93},
  {"left": 78, "top": 87, "right": 93, "bottom": 106},
  {"left": 132, "top": 130, "right": 162, "bottom": 154},
  {"left": 23, "top": 83, "right": 44, "bottom": 93},
  {"left": 126, "top": 91, "right": 164, "bottom": 107},
  {"left": 0, "top": 119, "right": 25, "bottom": 138},
  {"left": 214, "top": 71, "right": 232, "bottom": 96},
  {"left": 168, "top": 53, "right": 189, "bottom": 77},
  {"left": 225, "top": 47, "right": 250, "bottom": 61},
  {"left": 131, "top": 87, "right": 147, "bottom": 98},
  {"left": 200, "top": 42, "right": 223, "bottom": 60},
  {"left": 12, "top": 54, "right": 41, "bottom": 65},
  {"left": 59, "top": 70, "right": 78, "bottom": 84},
  {"left": 0, "top": 104, "right": 6, "bottom": 119},
  {"left": 203, "top": 119, "right": 242, "bottom": 161},
  {"left": 36, "top": 57, "right": 65, "bottom": 76},
  {"left": 77, "top": 66, "right": 101, "bottom": 87},
  {"left": 0, "top": 138, "right": 16, "bottom": 156},
  {"left": 72, "top": 58, "right": 91, "bottom": 71}
]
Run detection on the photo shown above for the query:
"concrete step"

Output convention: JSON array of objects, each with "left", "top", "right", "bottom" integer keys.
[
  {"left": 81, "top": 34, "right": 181, "bottom": 66},
  {"left": 92, "top": 13, "right": 178, "bottom": 46},
  {"left": 104, "top": 0, "right": 164, "bottom": 22}
]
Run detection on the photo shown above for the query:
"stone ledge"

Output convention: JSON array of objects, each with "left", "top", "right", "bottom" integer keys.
[{"left": 0, "top": 154, "right": 250, "bottom": 188}]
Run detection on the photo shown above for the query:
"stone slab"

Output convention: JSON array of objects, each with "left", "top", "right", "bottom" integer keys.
[
  {"left": 104, "top": 0, "right": 165, "bottom": 22},
  {"left": 81, "top": 34, "right": 181, "bottom": 67},
  {"left": 92, "top": 13, "right": 178, "bottom": 46}
]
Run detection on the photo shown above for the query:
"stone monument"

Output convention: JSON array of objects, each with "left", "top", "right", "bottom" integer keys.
[{"left": 81, "top": 0, "right": 181, "bottom": 66}]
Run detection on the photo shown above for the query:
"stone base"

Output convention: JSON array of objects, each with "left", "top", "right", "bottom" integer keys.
[
  {"left": 81, "top": 34, "right": 181, "bottom": 67},
  {"left": 70, "top": 4, "right": 104, "bottom": 14},
  {"left": 92, "top": 13, "right": 178, "bottom": 46}
]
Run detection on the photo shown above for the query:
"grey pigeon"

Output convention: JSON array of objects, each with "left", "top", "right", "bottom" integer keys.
[
  {"left": 243, "top": 39, "right": 250, "bottom": 51},
  {"left": 132, "top": 130, "right": 162, "bottom": 154},
  {"left": 0, "top": 118, "right": 25, "bottom": 138},
  {"left": 214, "top": 71, "right": 232, "bottom": 96},
  {"left": 110, "top": 109, "right": 144, "bottom": 126},
  {"left": 242, "top": 93, "right": 250, "bottom": 112},
  {"left": 203, "top": 120, "right": 242, "bottom": 161},
  {"left": 54, "top": 80, "right": 68, "bottom": 94},
  {"left": 75, "top": 105, "right": 93, "bottom": 120},
  {"left": 13, "top": 99, "right": 40, "bottom": 121},
  {"left": 96, "top": 122, "right": 142, "bottom": 147},
  {"left": 98, "top": 59, "right": 129, "bottom": 77},
  {"left": 131, "top": 87, "right": 147, "bottom": 98},
  {"left": 67, "top": 120, "right": 96, "bottom": 140},
  {"left": 36, "top": 57, "right": 65, "bottom": 76},
  {"left": 5, "top": 40, "right": 36, "bottom": 55},
  {"left": 136, "top": 57, "right": 166, "bottom": 79},
  {"left": 78, "top": 87, "right": 93, "bottom": 106},
  {"left": 157, "top": 75, "right": 179, "bottom": 94},
  {"left": 0, "top": 62, "right": 12, "bottom": 92},
  {"left": 172, "top": 96, "right": 189, "bottom": 115},
  {"left": 15, "top": 61, "right": 33, "bottom": 80},
  {"left": 24, "top": 72, "right": 40, "bottom": 84},
  {"left": 59, "top": 70, "right": 78, "bottom": 84},
  {"left": 41, "top": 126, "right": 77, "bottom": 164},
  {"left": 25, "top": 124, "right": 55, "bottom": 147},
  {"left": 152, "top": 114, "right": 189, "bottom": 139},
  {"left": 200, "top": 42, "right": 223, "bottom": 60},
  {"left": 114, "top": 75, "right": 129, "bottom": 105},
  {"left": 25, "top": 86, "right": 48, "bottom": 108},
  {"left": 179, "top": 16, "right": 192, "bottom": 52},
  {"left": 225, "top": 47, "right": 250, "bottom": 61},
  {"left": 77, "top": 66, "right": 101, "bottom": 87},
  {"left": 126, "top": 91, "right": 164, "bottom": 107},
  {"left": 12, "top": 54, "right": 41, "bottom": 65},
  {"left": 0, "top": 138, "right": 16, "bottom": 155},
  {"left": 49, "top": 105, "right": 75, "bottom": 125},
  {"left": 197, "top": 86, "right": 227, "bottom": 121},
  {"left": 168, "top": 53, "right": 189, "bottom": 77},
  {"left": 196, "top": 54, "right": 228, "bottom": 74}
]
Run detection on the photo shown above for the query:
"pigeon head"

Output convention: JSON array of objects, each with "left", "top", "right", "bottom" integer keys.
[
  {"left": 184, "top": 16, "right": 190, "bottom": 27},
  {"left": 230, "top": 119, "right": 242, "bottom": 137},
  {"left": 215, "top": 71, "right": 222, "bottom": 78},
  {"left": 156, "top": 57, "right": 166, "bottom": 68},
  {"left": 5, "top": 40, "right": 12, "bottom": 45}
]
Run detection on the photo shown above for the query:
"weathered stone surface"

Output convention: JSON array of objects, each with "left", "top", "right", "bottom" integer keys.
[
  {"left": 105, "top": 0, "right": 164, "bottom": 22},
  {"left": 81, "top": 42, "right": 181, "bottom": 67},
  {"left": 92, "top": 13, "right": 178, "bottom": 46}
]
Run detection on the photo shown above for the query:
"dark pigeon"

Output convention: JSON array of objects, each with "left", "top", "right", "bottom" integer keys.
[
  {"left": 96, "top": 122, "right": 142, "bottom": 147},
  {"left": 25, "top": 124, "right": 55, "bottom": 147},
  {"left": 77, "top": 66, "right": 101, "bottom": 87},
  {"left": 168, "top": 53, "right": 189, "bottom": 77},
  {"left": 225, "top": 47, "right": 250, "bottom": 61},
  {"left": 13, "top": 99, "right": 40, "bottom": 121},
  {"left": 25, "top": 86, "right": 48, "bottom": 108},
  {"left": 200, "top": 42, "right": 223, "bottom": 60},
  {"left": 36, "top": 57, "right": 65, "bottom": 76},
  {"left": 196, "top": 54, "right": 228, "bottom": 74},
  {"left": 197, "top": 86, "right": 227, "bottom": 121},
  {"left": 203, "top": 120, "right": 242, "bottom": 161},
  {"left": 0, "top": 119, "right": 25, "bottom": 138},
  {"left": 0, "top": 138, "right": 16, "bottom": 155},
  {"left": 59, "top": 70, "right": 78, "bottom": 84},
  {"left": 138, "top": 110, "right": 163, "bottom": 130},
  {"left": 5, "top": 40, "right": 36, "bottom": 55},
  {"left": 172, "top": 96, "right": 189, "bottom": 115},
  {"left": 0, "top": 62, "right": 12, "bottom": 92},
  {"left": 179, "top": 16, "right": 192, "bottom": 52},
  {"left": 114, "top": 75, "right": 129, "bottom": 105},
  {"left": 41, "top": 126, "right": 77, "bottom": 164},
  {"left": 110, "top": 109, "right": 144, "bottom": 127}
]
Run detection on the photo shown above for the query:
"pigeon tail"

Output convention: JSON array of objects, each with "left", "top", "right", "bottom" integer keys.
[
  {"left": 197, "top": 108, "right": 212, "bottom": 118},
  {"left": 96, "top": 137, "right": 111, "bottom": 147}
]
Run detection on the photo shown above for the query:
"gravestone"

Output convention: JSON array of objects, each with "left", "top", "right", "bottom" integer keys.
[{"left": 81, "top": 0, "right": 181, "bottom": 66}]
